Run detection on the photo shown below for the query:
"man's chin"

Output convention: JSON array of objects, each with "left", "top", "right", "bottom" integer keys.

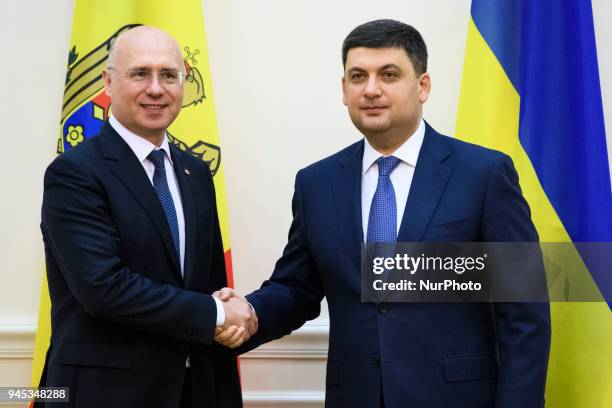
[
  {"left": 138, "top": 117, "right": 175, "bottom": 131},
  {"left": 355, "top": 121, "right": 391, "bottom": 136}
]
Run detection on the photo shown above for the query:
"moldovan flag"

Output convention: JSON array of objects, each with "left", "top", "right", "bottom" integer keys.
[
  {"left": 456, "top": 0, "right": 612, "bottom": 406},
  {"left": 31, "top": 0, "right": 234, "bottom": 395}
]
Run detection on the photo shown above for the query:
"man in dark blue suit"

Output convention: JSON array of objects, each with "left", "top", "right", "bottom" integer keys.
[
  {"left": 217, "top": 19, "right": 550, "bottom": 407},
  {"left": 40, "top": 26, "right": 255, "bottom": 408}
]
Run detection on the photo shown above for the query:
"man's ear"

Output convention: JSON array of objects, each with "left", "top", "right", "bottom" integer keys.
[
  {"left": 102, "top": 69, "right": 112, "bottom": 97},
  {"left": 341, "top": 76, "right": 348, "bottom": 106},
  {"left": 418, "top": 72, "right": 431, "bottom": 103}
]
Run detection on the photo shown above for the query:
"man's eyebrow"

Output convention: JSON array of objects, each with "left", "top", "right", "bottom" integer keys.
[
  {"left": 347, "top": 64, "right": 402, "bottom": 73},
  {"left": 379, "top": 63, "right": 401, "bottom": 71},
  {"left": 126, "top": 66, "right": 150, "bottom": 71},
  {"left": 347, "top": 67, "right": 367, "bottom": 73}
]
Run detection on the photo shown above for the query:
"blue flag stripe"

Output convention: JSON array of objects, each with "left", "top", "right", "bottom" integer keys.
[
  {"left": 471, "top": 0, "right": 523, "bottom": 92},
  {"left": 516, "top": 0, "right": 612, "bottom": 243},
  {"left": 471, "top": 0, "right": 612, "bottom": 303}
]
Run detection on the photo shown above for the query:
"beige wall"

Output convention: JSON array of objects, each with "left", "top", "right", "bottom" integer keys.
[{"left": 1, "top": 1, "right": 611, "bottom": 406}]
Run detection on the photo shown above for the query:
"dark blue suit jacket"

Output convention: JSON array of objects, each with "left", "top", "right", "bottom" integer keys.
[
  {"left": 40, "top": 123, "right": 241, "bottom": 408},
  {"left": 243, "top": 124, "right": 550, "bottom": 408}
]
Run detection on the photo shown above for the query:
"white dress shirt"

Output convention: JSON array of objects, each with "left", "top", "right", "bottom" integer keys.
[
  {"left": 361, "top": 119, "right": 426, "bottom": 239},
  {"left": 109, "top": 115, "right": 225, "bottom": 326}
]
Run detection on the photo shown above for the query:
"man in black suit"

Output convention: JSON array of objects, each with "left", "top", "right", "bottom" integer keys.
[{"left": 40, "top": 26, "right": 254, "bottom": 408}]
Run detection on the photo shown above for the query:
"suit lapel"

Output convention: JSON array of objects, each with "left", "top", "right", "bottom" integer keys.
[
  {"left": 98, "top": 123, "right": 182, "bottom": 280},
  {"left": 332, "top": 141, "right": 364, "bottom": 271},
  {"left": 171, "top": 147, "right": 198, "bottom": 287},
  {"left": 398, "top": 124, "right": 454, "bottom": 242}
]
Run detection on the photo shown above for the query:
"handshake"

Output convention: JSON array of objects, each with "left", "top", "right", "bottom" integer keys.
[{"left": 213, "top": 288, "right": 258, "bottom": 348}]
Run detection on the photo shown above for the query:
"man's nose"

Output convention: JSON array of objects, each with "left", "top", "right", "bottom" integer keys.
[
  {"left": 145, "top": 74, "right": 165, "bottom": 96},
  {"left": 363, "top": 77, "right": 382, "bottom": 98}
]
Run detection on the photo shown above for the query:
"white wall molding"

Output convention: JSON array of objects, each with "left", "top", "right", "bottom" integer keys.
[
  {"left": 243, "top": 321, "right": 329, "bottom": 360},
  {"left": 243, "top": 391, "right": 325, "bottom": 406},
  {"left": 0, "top": 321, "right": 329, "bottom": 360},
  {"left": 0, "top": 324, "right": 36, "bottom": 359}
]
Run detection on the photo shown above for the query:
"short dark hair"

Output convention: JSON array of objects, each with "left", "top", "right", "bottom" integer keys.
[{"left": 342, "top": 19, "right": 428, "bottom": 75}]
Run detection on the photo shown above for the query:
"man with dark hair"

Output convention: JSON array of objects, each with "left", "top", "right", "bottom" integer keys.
[{"left": 217, "top": 19, "right": 550, "bottom": 408}]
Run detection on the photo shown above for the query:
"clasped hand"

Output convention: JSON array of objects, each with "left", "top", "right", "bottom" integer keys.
[{"left": 213, "top": 287, "right": 258, "bottom": 348}]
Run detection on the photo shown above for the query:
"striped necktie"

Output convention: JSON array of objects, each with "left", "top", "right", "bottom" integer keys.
[{"left": 148, "top": 149, "right": 180, "bottom": 260}]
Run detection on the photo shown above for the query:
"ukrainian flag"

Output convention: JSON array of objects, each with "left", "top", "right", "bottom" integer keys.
[
  {"left": 456, "top": 0, "right": 612, "bottom": 406},
  {"left": 31, "top": 0, "right": 234, "bottom": 395}
]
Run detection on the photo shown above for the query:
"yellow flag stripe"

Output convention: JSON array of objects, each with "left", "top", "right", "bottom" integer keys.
[
  {"left": 456, "top": 18, "right": 612, "bottom": 407},
  {"left": 31, "top": 271, "right": 51, "bottom": 388}
]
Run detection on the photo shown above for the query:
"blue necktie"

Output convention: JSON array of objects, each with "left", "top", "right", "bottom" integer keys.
[
  {"left": 367, "top": 156, "right": 401, "bottom": 243},
  {"left": 148, "top": 150, "right": 180, "bottom": 260}
]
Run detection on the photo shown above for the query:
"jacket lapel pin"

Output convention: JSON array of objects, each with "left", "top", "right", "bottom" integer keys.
[{"left": 184, "top": 169, "right": 191, "bottom": 175}]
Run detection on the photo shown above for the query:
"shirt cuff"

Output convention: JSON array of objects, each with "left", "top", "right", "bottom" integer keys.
[{"left": 213, "top": 296, "right": 225, "bottom": 326}]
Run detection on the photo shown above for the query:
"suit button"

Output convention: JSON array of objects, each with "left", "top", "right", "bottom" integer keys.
[
  {"left": 378, "top": 304, "right": 388, "bottom": 314},
  {"left": 373, "top": 357, "right": 380, "bottom": 367}
]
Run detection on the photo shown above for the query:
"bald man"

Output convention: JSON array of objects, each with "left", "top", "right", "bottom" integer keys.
[{"left": 40, "top": 26, "right": 251, "bottom": 408}]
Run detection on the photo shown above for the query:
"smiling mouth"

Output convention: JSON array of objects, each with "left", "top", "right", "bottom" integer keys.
[
  {"left": 141, "top": 104, "right": 167, "bottom": 111},
  {"left": 362, "top": 106, "right": 388, "bottom": 113}
]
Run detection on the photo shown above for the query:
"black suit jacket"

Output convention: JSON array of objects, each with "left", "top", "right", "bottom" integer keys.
[{"left": 40, "top": 122, "right": 241, "bottom": 408}]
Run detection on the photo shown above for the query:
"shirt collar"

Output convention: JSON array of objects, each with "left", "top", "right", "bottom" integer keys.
[
  {"left": 109, "top": 114, "right": 173, "bottom": 165},
  {"left": 362, "top": 118, "right": 426, "bottom": 175}
]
